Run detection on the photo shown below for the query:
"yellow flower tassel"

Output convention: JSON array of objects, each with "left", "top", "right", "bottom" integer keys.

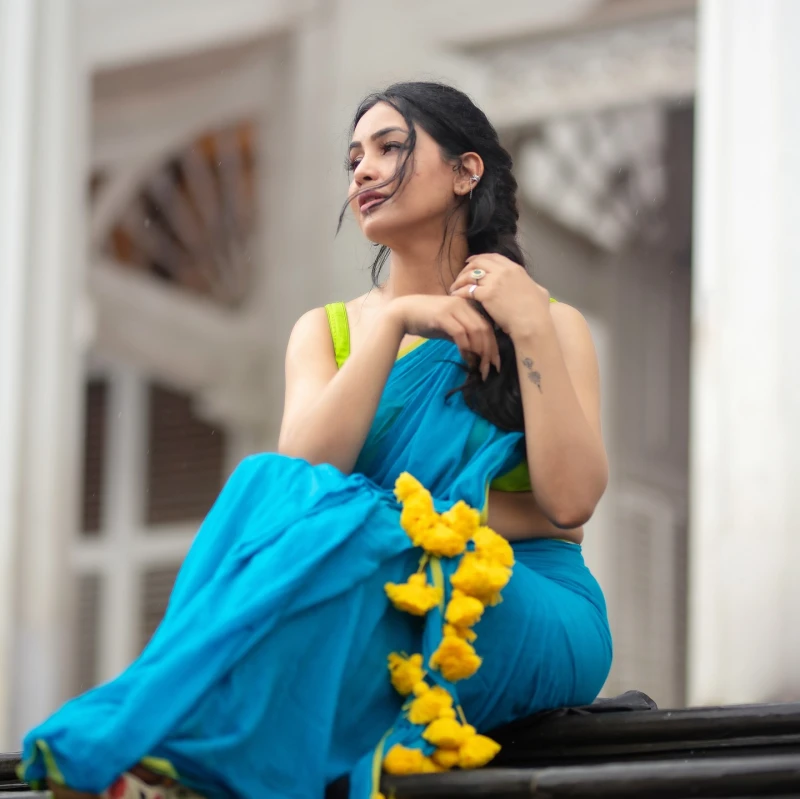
[
  {"left": 385, "top": 573, "right": 442, "bottom": 616},
  {"left": 444, "top": 589, "right": 485, "bottom": 628},
  {"left": 443, "top": 623, "right": 477, "bottom": 643},
  {"left": 407, "top": 684, "right": 454, "bottom": 725},
  {"left": 441, "top": 501, "right": 480, "bottom": 543},
  {"left": 422, "top": 718, "right": 475, "bottom": 749},
  {"left": 394, "top": 473, "right": 426, "bottom": 503},
  {"left": 450, "top": 551, "right": 512, "bottom": 605},
  {"left": 429, "top": 633, "right": 482, "bottom": 682},
  {"left": 426, "top": 721, "right": 502, "bottom": 770},
  {"left": 383, "top": 745, "right": 441, "bottom": 775},
  {"left": 473, "top": 525, "right": 515, "bottom": 568},
  {"left": 458, "top": 734, "right": 502, "bottom": 769},
  {"left": 431, "top": 748, "right": 460, "bottom": 769},
  {"left": 415, "top": 523, "right": 467, "bottom": 558},
  {"left": 387, "top": 653, "right": 425, "bottom": 696},
  {"left": 400, "top": 495, "right": 437, "bottom": 543}
]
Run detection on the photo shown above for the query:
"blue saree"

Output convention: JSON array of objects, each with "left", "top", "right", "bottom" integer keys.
[{"left": 20, "top": 338, "right": 612, "bottom": 799}]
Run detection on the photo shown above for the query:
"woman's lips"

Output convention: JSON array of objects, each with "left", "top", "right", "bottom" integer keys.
[
  {"left": 362, "top": 197, "right": 385, "bottom": 213},
  {"left": 358, "top": 192, "right": 387, "bottom": 214}
]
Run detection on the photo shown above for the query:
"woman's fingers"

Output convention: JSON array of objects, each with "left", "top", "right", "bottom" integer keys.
[
  {"left": 424, "top": 297, "right": 501, "bottom": 381},
  {"left": 457, "top": 313, "right": 490, "bottom": 380},
  {"left": 439, "top": 313, "right": 485, "bottom": 377},
  {"left": 449, "top": 284, "right": 484, "bottom": 303},
  {"left": 447, "top": 291, "right": 501, "bottom": 373},
  {"left": 449, "top": 272, "right": 481, "bottom": 295},
  {"left": 455, "top": 306, "right": 499, "bottom": 381},
  {"left": 440, "top": 317, "right": 472, "bottom": 356}
]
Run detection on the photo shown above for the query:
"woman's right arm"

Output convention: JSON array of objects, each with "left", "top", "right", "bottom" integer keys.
[
  {"left": 277, "top": 295, "right": 500, "bottom": 474},
  {"left": 277, "top": 305, "right": 406, "bottom": 473}
]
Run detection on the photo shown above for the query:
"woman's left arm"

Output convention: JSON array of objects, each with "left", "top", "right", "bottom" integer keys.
[
  {"left": 512, "top": 302, "right": 608, "bottom": 528},
  {"left": 450, "top": 254, "right": 608, "bottom": 529}
]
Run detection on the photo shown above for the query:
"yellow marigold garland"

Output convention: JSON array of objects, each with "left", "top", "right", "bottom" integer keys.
[{"left": 381, "top": 472, "right": 516, "bottom": 780}]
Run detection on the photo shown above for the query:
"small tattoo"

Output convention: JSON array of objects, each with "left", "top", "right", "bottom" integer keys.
[{"left": 521, "top": 356, "right": 542, "bottom": 393}]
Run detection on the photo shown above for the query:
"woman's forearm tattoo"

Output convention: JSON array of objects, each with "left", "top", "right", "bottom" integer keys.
[{"left": 521, "top": 357, "right": 542, "bottom": 393}]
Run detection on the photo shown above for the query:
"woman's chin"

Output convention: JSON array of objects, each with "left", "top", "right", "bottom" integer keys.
[{"left": 359, "top": 217, "right": 403, "bottom": 249}]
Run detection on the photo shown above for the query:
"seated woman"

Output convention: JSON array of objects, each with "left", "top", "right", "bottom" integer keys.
[{"left": 20, "top": 81, "right": 612, "bottom": 799}]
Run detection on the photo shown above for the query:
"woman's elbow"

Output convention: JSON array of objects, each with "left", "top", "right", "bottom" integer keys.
[
  {"left": 549, "top": 504, "right": 596, "bottom": 530},
  {"left": 545, "top": 474, "right": 608, "bottom": 529}
]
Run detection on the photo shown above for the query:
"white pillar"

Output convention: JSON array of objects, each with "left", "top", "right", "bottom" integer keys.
[
  {"left": 689, "top": 0, "right": 800, "bottom": 705},
  {"left": 0, "top": 0, "right": 90, "bottom": 744},
  {"left": 0, "top": 0, "right": 39, "bottom": 749}
]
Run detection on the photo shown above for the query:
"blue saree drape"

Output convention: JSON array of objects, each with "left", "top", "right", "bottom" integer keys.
[{"left": 20, "top": 339, "right": 612, "bottom": 799}]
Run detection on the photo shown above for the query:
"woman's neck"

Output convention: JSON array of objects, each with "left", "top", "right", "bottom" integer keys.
[{"left": 380, "top": 233, "right": 468, "bottom": 301}]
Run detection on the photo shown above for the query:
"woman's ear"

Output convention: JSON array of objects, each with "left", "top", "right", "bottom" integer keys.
[{"left": 454, "top": 152, "right": 484, "bottom": 197}]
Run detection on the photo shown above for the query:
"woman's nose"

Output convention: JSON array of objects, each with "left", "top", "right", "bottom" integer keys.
[{"left": 353, "top": 155, "right": 377, "bottom": 186}]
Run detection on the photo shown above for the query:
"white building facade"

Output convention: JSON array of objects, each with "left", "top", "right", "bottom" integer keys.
[{"left": 0, "top": 0, "right": 798, "bottom": 749}]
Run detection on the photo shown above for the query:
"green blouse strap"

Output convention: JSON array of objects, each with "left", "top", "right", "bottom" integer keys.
[{"left": 324, "top": 302, "right": 351, "bottom": 369}]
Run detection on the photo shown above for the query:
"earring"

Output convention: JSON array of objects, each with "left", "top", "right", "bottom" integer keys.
[{"left": 469, "top": 174, "right": 480, "bottom": 200}]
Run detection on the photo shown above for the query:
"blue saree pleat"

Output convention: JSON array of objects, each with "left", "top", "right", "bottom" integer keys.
[{"left": 20, "top": 339, "right": 612, "bottom": 799}]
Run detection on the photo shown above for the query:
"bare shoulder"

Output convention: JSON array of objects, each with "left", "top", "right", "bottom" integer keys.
[
  {"left": 287, "top": 306, "right": 331, "bottom": 353},
  {"left": 548, "top": 301, "right": 600, "bottom": 374},
  {"left": 549, "top": 301, "right": 594, "bottom": 342}
]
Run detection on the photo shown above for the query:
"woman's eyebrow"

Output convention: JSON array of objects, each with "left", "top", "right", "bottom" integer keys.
[{"left": 348, "top": 127, "right": 408, "bottom": 151}]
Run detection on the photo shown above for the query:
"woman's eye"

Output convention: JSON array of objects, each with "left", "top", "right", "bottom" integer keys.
[{"left": 346, "top": 142, "right": 402, "bottom": 173}]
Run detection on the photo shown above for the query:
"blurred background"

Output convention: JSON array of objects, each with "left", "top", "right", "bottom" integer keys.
[{"left": 1, "top": 0, "right": 798, "bottom": 751}]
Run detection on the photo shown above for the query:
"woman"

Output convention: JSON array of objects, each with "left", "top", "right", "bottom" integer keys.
[{"left": 21, "top": 82, "right": 612, "bottom": 799}]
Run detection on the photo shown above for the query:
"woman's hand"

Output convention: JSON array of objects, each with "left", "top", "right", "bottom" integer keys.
[
  {"left": 449, "top": 253, "right": 552, "bottom": 339},
  {"left": 388, "top": 294, "right": 501, "bottom": 380}
]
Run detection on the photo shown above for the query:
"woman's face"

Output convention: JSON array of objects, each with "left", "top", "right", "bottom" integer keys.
[{"left": 347, "top": 102, "right": 461, "bottom": 248}]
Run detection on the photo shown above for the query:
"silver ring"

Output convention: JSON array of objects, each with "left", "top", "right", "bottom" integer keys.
[
  {"left": 470, "top": 268, "right": 486, "bottom": 282},
  {"left": 468, "top": 284, "right": 478, "bottom": 296}
]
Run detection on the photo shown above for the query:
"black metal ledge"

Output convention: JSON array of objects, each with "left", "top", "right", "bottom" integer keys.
[
  {"left": 490, "top": 701, "right": 800, "bottom": 767},
  {"left": 382, "top": 754, "right": 800, "bottom": 798}
]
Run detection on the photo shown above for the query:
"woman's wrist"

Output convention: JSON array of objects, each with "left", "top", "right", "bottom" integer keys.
[
  {"left": 384, "top": 296, "right": 410, "bottom": 336},
  {"left": 508, "top": 309, "right": 556, "bottom": 345}
]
